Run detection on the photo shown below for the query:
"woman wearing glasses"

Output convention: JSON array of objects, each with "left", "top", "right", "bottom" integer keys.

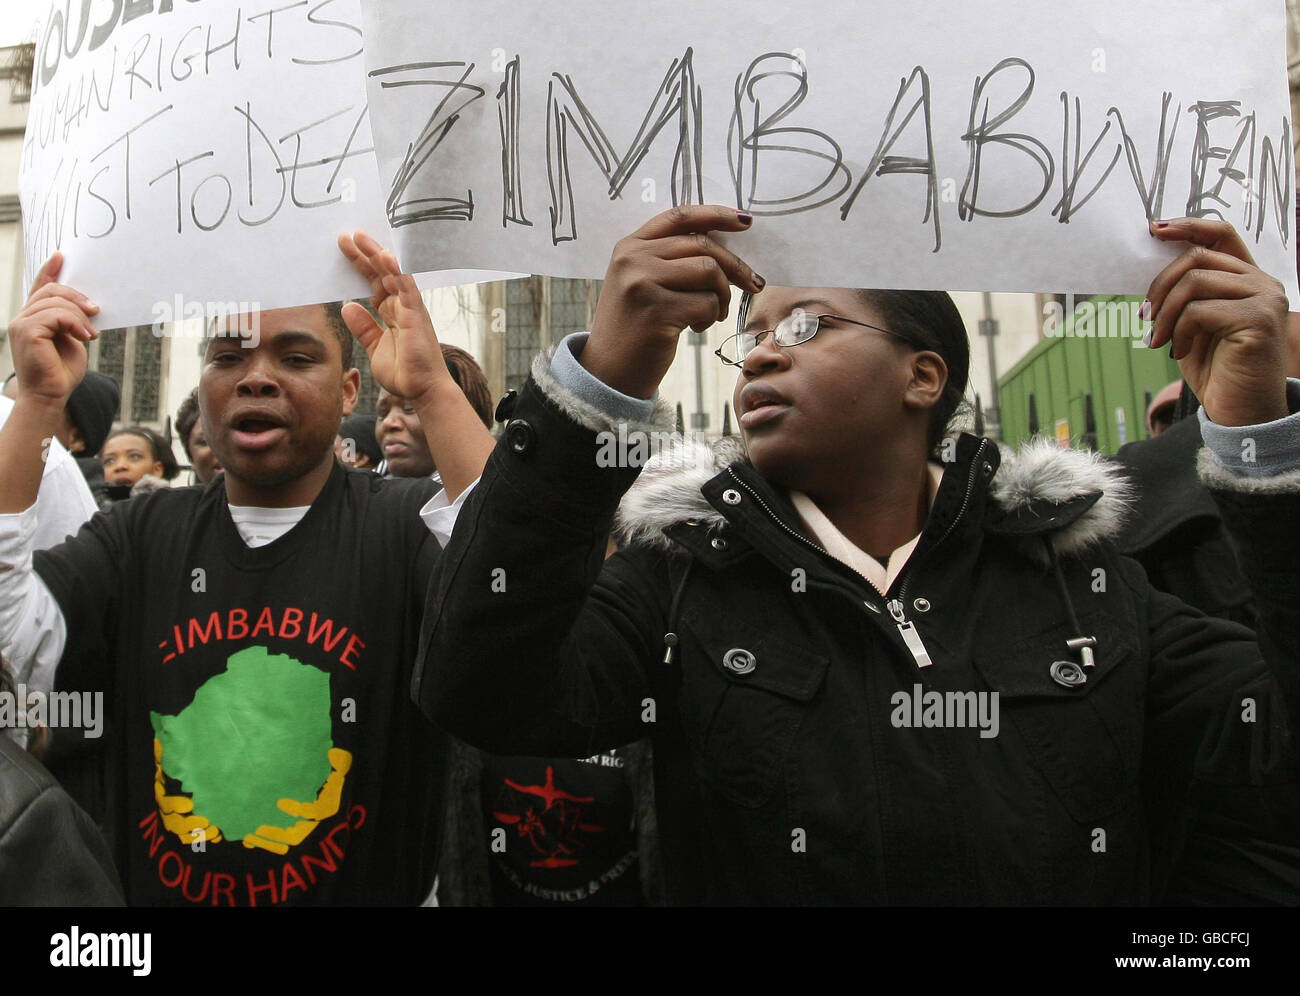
[{"left": 418, "top": 205, "right": 1300, "bottom": 904}]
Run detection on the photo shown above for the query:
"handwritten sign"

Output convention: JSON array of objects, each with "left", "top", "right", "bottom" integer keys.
[
  {"left": 19, "top": 0, "right": 509, "bottom": 330},
  {"left": 359, "top": 0, "right": 1299, "bottom": 302}
]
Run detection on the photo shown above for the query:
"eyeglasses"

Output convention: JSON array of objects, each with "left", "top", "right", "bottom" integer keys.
[{"left": 715, "top": 302, "right": 909, "bottom": 366}]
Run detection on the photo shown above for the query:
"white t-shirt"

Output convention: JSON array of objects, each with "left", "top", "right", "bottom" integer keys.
[{"left": 0, "top": 395, "right": 97, "bottom": 551}]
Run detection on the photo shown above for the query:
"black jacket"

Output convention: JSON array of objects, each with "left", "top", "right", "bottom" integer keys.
[
  {"left": 416, "top": 368, "right": 1300, "bottom": 905},
  {"left": 0, "top": 735, "right": 124, "bottom": 905},
  {"left": 1116, "top": 415, "right": 1256, "bottom": 628}
]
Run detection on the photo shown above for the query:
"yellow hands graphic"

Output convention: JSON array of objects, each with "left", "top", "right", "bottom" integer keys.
[
  {"left": 153, "top": 738, "right": 223, "bottom": 845},
  {"left": 242, "top": 748, "right": 353, "bottom": 855}
]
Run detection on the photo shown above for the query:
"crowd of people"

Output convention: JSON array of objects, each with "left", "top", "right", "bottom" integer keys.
[{"left": 0, "top": 209, "right": 1297, "bottom": 906}]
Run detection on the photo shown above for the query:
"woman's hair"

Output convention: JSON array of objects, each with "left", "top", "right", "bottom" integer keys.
[
  {"left": 856, "top": 290, "right": 970, "bottom": 451},
  {"left": 103, "top": 426, "right": 182, "bottom": 480},
  {"left": 440, "top": 344, "right": 494, "bottom": 429},
  {"left": 175, "top": 389, "right": 201, "bottom": 461}
]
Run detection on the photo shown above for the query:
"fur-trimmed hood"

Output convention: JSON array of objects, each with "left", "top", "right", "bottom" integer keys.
[{"left": 613, "top": 434, "right": 1133, "bottom": 561}]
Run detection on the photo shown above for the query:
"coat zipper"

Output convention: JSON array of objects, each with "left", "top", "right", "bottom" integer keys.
[
  {"left": 726, "top": 439, "right": 990, "bottom": 673},
  {"left": 887, "top": 438, "right": 990, "bottom": 669}
]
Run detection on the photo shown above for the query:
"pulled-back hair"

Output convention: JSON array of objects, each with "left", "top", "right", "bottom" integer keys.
[
  {"left": 103, "top": 426, "right": 181, "bottom": 481},
  {"left": 440, "top": 344, "right": 494, "bottom": 429},
  {"left": 855, "top": 290, "right": 970, "bottom": 451}
]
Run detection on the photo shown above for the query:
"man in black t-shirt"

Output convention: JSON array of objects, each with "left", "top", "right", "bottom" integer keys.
[{"left": 0, "top": 235, "right": 495, "bottom": 905}]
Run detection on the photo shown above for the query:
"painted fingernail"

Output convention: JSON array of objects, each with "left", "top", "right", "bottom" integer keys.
[
  {"left": 737, "top": 212, "right": 754, "bottom": 225},
  {"left": 752, "top": 273, "right": 766, "bottom": 290},
  {"left": 1137, "top": 299, "right": 1151, "bottom": 321},
  {"left": 1141, "top": 325, "right": 1155, "bottom": 348},
  {"left": 1153, "top": 220, "right": 1171, "bottom": 229}
]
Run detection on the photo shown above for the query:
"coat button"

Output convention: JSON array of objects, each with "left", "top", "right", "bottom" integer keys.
[
  {"left": 722, "top": 489, "right": 742, "bottom": 506},
  {"left": 1049, "top": 660, "right": 1087, "bottom": 688},
  {"left": 494, "top": 389, "right": 519, "bottom": 424},
  {"left": 912, "top": 598, "right": 931, "bottom": 613},
  {"left": 505, "top": 419, "right": 534, "bottom": 454},
  {"left": 711, "top": 537, "right": 729, "bottom": 551},
  {"left": 722, "top": 648, "right": 757, "bottom": 675}
]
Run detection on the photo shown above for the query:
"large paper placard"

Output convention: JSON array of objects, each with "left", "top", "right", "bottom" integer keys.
[
  {"left": 359, "top": 0, "right": 1299, "bottom": 302},
  {"left": 19, "top": 0, "right": 511, "bottom": 330}
]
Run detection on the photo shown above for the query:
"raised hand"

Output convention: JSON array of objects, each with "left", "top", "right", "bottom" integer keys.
[
  {"left": 1145, "top": 218, "right": 1291, "bottom": 427},
  {"left": 8, "top": 253, "right": 100, "bottom": 405},
  {"left": 581, "top": 205, "right": 764, "bottom": 399},
  {"left": 337, "top": 231, "right": 453, "bottom": 406}
]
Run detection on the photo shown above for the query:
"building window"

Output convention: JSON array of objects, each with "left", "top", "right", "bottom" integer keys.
[
  {"left": 131, "top": 330, "right": 164, "bottom": 423},
  {"left": 502, "top": 277, "right": 600, "bottom": 393},
  {"left": 505, "top": 277, "right": 543, "bottom": 392},
  {"left": 89, "top": 327, "right": 170, "bottom": 432}
]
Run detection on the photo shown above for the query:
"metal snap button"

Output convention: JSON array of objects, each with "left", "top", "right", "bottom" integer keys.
[
  {"left": 1049, "top": 660, "right": 1087, "bottom": 688},
  {"left": 711, "top": 537, "right": 729, "bottom": 551},
  {"left": 722, "top": 648, "right": 757, "bottom": 675},
  {"left": 685, "top": 518, "right": 700, "bottom": 527},
  {"left": 722, "top": 489, "right": 742, "bottom": 506},
  {"left": 912, "top": 597, "right": 931, "bottom": 613},
  {"left": 982, "top": 461, "right": 994, "bottom": 476}
]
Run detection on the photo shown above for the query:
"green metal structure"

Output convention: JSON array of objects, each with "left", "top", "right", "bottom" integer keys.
[{"left": 997, "top": 296, "right": 1185, "bottom": 455}]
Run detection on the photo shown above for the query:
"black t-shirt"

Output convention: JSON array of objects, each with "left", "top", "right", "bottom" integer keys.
[
  {"left": 479, "top": 749, "right": 642, "bottom": 906},
  {"left": 34, "top": 463, "right": 446, "bottom": 906}
]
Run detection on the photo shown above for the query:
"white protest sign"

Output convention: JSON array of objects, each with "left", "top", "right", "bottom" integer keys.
[
  {"left": 19, "top": 0, "right": 514, "bottom": 331},
  {"left": 359, "top": 0, "right": 1299, "bottom": 303}
]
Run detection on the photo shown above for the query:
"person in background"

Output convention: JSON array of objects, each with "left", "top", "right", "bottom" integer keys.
[
  {"left": 99, "top": 425, "right": 181, "bottom": 501},
  {"left": 0, "top": 390, "right": 96, "bottom": 552},
  {"left": 336, "top": 413, "right": 383, "bottom": 471},
  {"left": 6, "top": 368, "right": 121, "bottom": 508},
  {"left": 175, "top": 388, "right": 223, "bottom": 485},
  {"left": 1145, "top": 381, "right": 1183, "bottom": 438},
  {"left": 1114, "top": 217, "right": 1300, "bottom": 904},
  {"left": 377, "top": 344, "right": 493, "bottom": 480}
]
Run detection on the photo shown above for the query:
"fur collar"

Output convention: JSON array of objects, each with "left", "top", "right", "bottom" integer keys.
[{"left": 613, "top": 434, "right": 1132, "bottom": 560}]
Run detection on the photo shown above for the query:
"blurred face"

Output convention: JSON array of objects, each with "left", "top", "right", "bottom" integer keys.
[
  {"left": 376, "top": 388, "right": 434, "bottom": 478},
  {"left": 187, "top": 419, "right": 223, "bottom": 485},
  {"left": 731, "top": 287, "right": 920, "bottom": 491},
  {"left": 200, "top": 306, "right": 358, "bottom": 494},
  {"left": 102, "top": 433, "right": 162, "bottom": 487}
]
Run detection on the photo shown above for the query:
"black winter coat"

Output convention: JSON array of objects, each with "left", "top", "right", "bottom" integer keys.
[
  {"left": 417, "top": 367, "right": 1300, "bottom": 905},
  {"left": 1116, "top": 414, "right": 1256, "bottom": 628},
  {"left": 0, "top": 734, "right": 124, "bottom": 905}
]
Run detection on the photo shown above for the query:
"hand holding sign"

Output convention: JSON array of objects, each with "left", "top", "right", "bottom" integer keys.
[
  {"left": 581, "top": 205, "right": 765, "bottom": 399},
  {"left": 1145, "top": 218, "right": 1291, "bottom": 427}
]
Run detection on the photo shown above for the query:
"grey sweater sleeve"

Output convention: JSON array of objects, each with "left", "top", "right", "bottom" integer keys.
[
  {"left": 548, "top": 332, "right": 659, "bottom": 422},
  {"left": 1199, "top": 378, "right": 1300, "bottom": 477}
]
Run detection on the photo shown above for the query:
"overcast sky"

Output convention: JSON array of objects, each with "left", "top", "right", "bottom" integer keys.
[{"left": 0, "top": 0, "right": 46, "bottom": 49}]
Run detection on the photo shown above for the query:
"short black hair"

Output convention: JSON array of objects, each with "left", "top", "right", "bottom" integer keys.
[
  {"left": 103, "top": 425, "right": 181, "bottom": 481},
  {"left": 856, "top": 290, "right": 970, "bottom": 451},
  {"left": 321, "top": 301, "right": 357, "bottom": 372},
  {"left": 175, "top": 388, "right": 200, "bottom": 461}
]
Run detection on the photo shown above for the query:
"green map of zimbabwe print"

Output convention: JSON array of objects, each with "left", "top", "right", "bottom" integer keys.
[{"left": 150, "top": 646, "right": 334, "bottom": 840}]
